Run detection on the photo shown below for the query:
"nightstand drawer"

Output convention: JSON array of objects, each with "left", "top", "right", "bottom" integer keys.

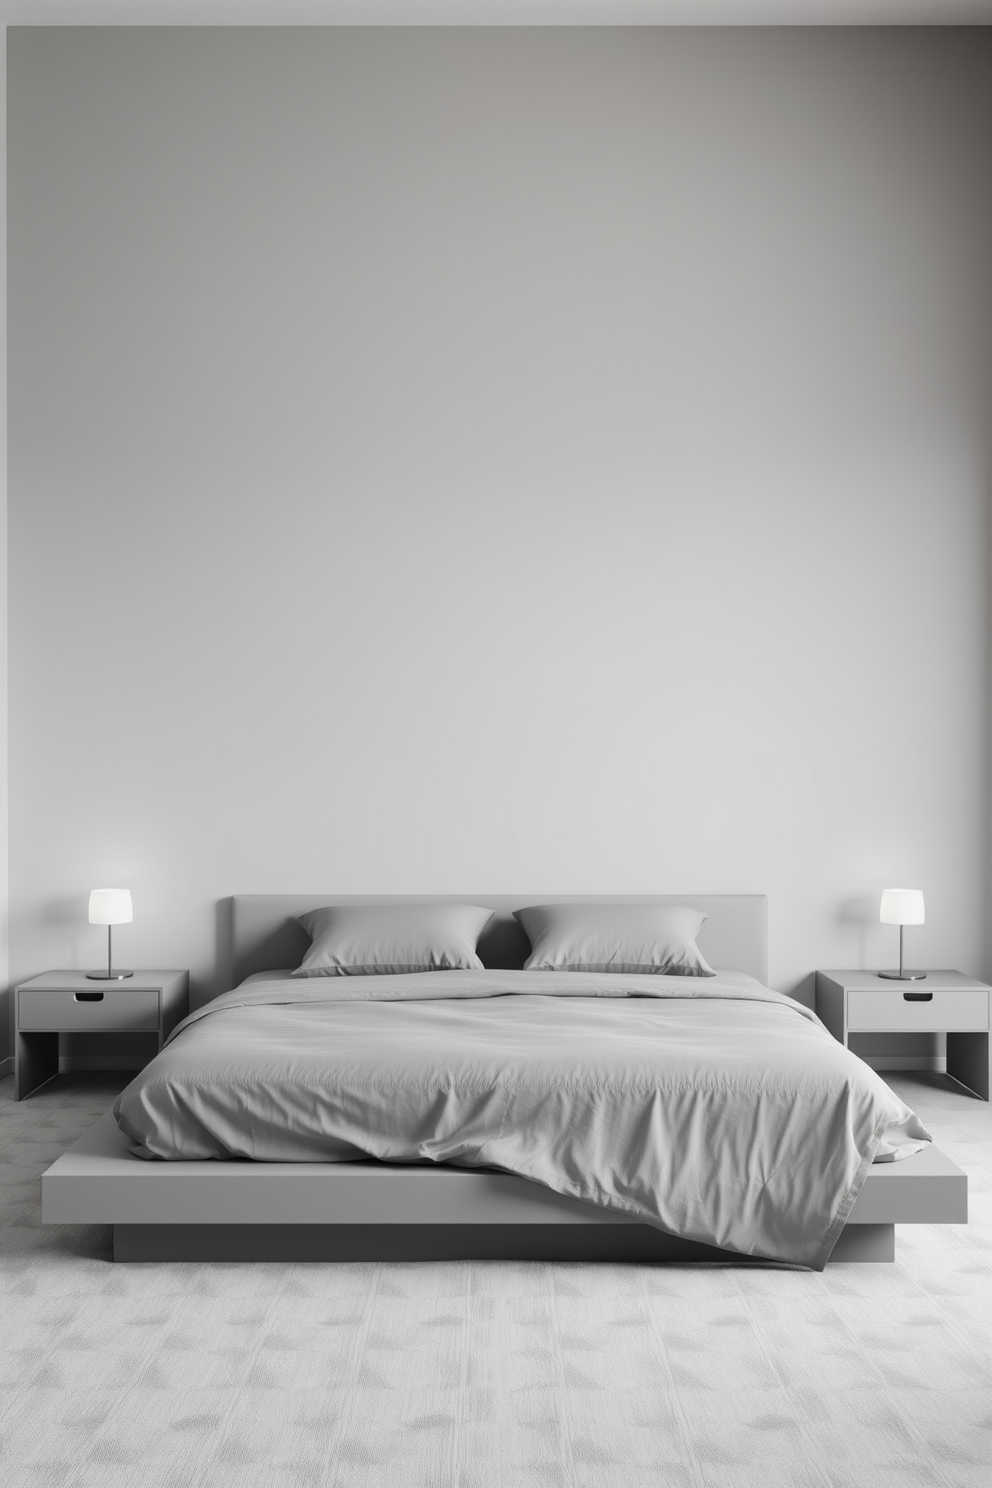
[
  {"left": 17, "top": 987, "right": 161, "bottom": 1033},
  {"left": 847, "top": 989, "right": 989, "bottom": 1033}
]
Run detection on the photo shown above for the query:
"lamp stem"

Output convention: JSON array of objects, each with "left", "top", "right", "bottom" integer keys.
[
  {"left": 108, "top": 925, "right": 112, "bottom": 979},
  {"left": 899, "top": 924, "right": 904, "bottom": 979}
]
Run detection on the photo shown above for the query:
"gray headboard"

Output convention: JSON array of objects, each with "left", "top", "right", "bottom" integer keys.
[{"left": 229, "top": 894, "right": 768, "bottom": 987}]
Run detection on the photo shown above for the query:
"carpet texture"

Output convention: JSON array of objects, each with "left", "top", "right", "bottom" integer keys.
[{"left": 1, "top": 1070, "right": 990, "bottom": 1487}]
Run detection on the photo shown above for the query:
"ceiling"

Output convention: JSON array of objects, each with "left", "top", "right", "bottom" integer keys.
[{"left": 3, "top": 1, "right": 992, "bottom": 25}]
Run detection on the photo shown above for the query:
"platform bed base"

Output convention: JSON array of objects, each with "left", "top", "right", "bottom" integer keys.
[
  {"left": 113, "top": 1221, "right": 895, "bottom": 1264},
  {"left": 46, "top": 1113, "right": 964, "bottom": 1268}
]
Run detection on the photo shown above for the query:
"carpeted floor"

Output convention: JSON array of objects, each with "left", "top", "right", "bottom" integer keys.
[{"left": 1, "top": 1069, "right": 990, "bottom": 1488}]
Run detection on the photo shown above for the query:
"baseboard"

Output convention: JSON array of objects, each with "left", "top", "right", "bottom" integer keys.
[
  {"left": 864, "top": 1056, "right": 946, "bottom": 1073},
  {"left": 0, "top": 1056, "right": 13, "bottom": 1079},
  {"left": 44, "top": 1053, "right": 950, "bottom": 1079},
  {"left": 58, "top": 1057, "right": 146, "bottom": 1072}
]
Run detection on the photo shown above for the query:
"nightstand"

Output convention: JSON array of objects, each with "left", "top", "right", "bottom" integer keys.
[
  {"left": 815, "top": 970, "right": 990, "bottom": 1100},
  {"left": 15, "top": 970, "right": 189, "bottom": 1100}
]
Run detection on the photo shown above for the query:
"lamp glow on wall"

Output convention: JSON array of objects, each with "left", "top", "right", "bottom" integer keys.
[
  {"left": 878, "top": 889, "right": 925, "bottom": 982},
  {"left": 87, "top": 889, "right": 133, "bottom": 981}
]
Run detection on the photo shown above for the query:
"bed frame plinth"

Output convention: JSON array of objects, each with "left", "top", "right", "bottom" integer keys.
[
  {"left": 829, "top": 1223, "right": 894, "bottom": 1262},
  {"left": 112, "top": 1220, "right": 895, "bottom": 1264}
]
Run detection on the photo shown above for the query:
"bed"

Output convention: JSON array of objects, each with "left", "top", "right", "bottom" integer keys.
[{"left": 42, "top": 894, "right": 967, "bottom": 1266}]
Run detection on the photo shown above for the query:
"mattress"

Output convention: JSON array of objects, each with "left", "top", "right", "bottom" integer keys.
[{"left": 113, "top": 968, "right": 930, "bottom": 1269}]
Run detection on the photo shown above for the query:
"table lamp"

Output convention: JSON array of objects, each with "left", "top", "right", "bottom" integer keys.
[
  {"left": 87, "top": 889, "right": 133, "bottom": 980},
  {"left": 877, "top": 889, "right": 925, "bottom": 981}
]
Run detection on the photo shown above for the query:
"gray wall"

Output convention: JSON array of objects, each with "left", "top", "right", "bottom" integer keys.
[{"left": 7, "top": 29, "right": 992, "bottom": 1054}]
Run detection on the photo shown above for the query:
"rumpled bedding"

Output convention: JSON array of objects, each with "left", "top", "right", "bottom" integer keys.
[{"left": 113, "top": 968, "right": 930, "bottom": 1269}]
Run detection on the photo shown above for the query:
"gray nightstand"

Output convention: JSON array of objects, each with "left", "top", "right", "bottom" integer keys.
[
  {"left": 815, "top": 969, "right": 990, "bottom": 1100},
  {"left": 15, "top": 970, "right": 189, "bottom": 1100}
]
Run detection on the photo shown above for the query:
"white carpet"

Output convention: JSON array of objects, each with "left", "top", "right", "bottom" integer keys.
[{"left": 1, "top": 1070, "right": 990, "bottom": 1487}]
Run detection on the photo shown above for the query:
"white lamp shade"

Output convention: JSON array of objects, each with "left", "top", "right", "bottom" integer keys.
[
  {"left": 879, "top": 889, "right": 925, "bottom": 926},
  {"left": 88, "top": 889, "right": 133, "bottom": 926}
]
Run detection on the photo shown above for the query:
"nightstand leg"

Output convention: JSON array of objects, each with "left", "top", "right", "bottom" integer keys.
[
  {"left": 946, "top": 1031, "right": 989, "bottom": 1100},
  {"left": 15, "top": 1031, "right": 60, "bottom": 1100}
]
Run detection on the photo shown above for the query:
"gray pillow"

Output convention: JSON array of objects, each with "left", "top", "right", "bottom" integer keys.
[
  {"left": 292, "top": 903, "right": 494, "bottom": 978},
  {"left": 514, "top": 903, "right": 715, "bottom": 977}
]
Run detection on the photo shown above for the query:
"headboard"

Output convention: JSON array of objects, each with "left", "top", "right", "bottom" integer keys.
[{"left": 229, "top": 894, "right": 768, "bottom": 987}]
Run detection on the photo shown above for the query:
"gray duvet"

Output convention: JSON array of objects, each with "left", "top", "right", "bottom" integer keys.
[{"left": 113, "top": 969, "right": 930, "bottom": 1269}]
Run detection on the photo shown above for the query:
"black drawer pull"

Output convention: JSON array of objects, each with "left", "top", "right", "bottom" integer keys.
[
  {"left": 74, "top": 991, "right": 104, "bottom": 1003},
  {"left": 903, "top": 992, "right": 933, "bottom": 1002}
]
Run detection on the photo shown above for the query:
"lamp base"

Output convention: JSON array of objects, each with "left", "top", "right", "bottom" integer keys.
[
  {"left": 877, "top": 969, "right": 926, "bottom": 981},
  {"left": 86, "top": 969, "right": 133, "bottom": 980}
]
